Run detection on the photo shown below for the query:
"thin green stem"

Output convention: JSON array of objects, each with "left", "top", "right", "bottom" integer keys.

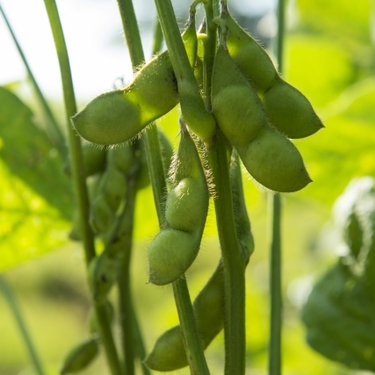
[
  {"left": 207, "top": 131, "right": 246, "bottom": 375},
  {"left": 269, "top": 0, "right": 286, "bottom": 373},
  {"left": 269, "top": 194, "right": 282, "bottom": 375},
  {"left": 117, "top": 1, "right": 210, "bottom": 374},
  {"left": 0, "top": 275, "right": 46, "bottom": 375},
  {"left": 0, "top": 4, "right": 65, "bottom": 156},
  {"left": 42, "top": 2, "right": 122, "bottom": 375},
  {"left": 117, "top": 178, "right": 138, "bottom": 375}
]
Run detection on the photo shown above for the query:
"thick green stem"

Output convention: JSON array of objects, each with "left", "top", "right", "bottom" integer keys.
[
  {"left": 269, "top": 0, "right": 285, "bottom": 373},
  {"left": 117, "top": 1, "right": 210, "bottom": 373},
  {"left": 207, "top": 131, "right": 246, "bottom": 375},
  {"left": 0, "top": 275, "right": 46, "bottom": 375},
  {"left": 42, "top": 2, "right": 122, "bottom": 375},
  {"left": 269, "top": 194, "right": 282, "bottom": 375},
  {"left": 0, "top": 4, "right": 65, "bottom": 157}
]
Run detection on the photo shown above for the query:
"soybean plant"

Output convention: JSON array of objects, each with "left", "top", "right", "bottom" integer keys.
[{"left": 36, "top": 0, "right": 325, "bottom": 374}]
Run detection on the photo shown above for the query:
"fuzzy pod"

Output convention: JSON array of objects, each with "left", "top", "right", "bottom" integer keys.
[
  {"left": 223, "top": 10, "right": 278, "bottom": 93},
  {"left": 262, "top": 78, "right": 324, "bottom": 139},
  {"left": 97, "top": 166, "right": 127, "bottom": 210},
  {"left": 89, "top": 195, "right": 114, "bottom": 235},
  {"left": 222, "top": 11, "right": 323, "bottom": 139},
  {"left": 59, "top": 338, "right": 99, "bottom": 374},
  {"left": 88, "top": 251, "right": 119, "bottom": 305},
  {"left": 72, "top": 23, "right": 198, "bottom": 146},
  {"left": 236, "top": 127, "right": 312, "bottom": 192},
  {"left": 165, "top": 176, "right": 208, "bottom": 233},
  {"left": 211, "top": 45, "right": 268, "bottom": 148},
  {"left": 178, "top": 79, "right": 217, "bottom": 141},
  {"left": 147, "top": 129, "right": 208, "bottom": 285},
  {"left": 147, "top": 228, "right": 202, "bottom": 285},
  {"left": 64, "top": 144, "right": 107, "bottom": 177},
  {"left": 145, "top": 263, "right": 225, "bottom": 371}
]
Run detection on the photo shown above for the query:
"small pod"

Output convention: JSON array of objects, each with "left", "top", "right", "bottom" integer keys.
[
  {"left": 106, "top": 145, "right": 133, "bottom": 174},
  {"left": 72, "top": 22, "right": 197, "bottom": 146},
  {"left": 223, "top": 10, "right": 323, "bottom": 139},
  {"left": 88, "top": 300, "right": 115, "bottom": 334},
  {"left": 88, "top": 251, "right": 119, "bottom": 305},
  {"left": 147, "top": 127, "right": 209, "bottom": 285},
  {"left": 59, "top": 337, "right": 99, "bottom": 374},
  {"left": 89, "top": 195, "right": 114, "bottom": 235},
  {"left": 145, "top": 262, "right": 224, "bottom": 371}
]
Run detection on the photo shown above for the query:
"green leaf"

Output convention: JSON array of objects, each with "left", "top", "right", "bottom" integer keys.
[
  {"left": 302, "top": 260, "right": 375, "bottom": 371},
  {"left": 0, "top": 86, "right": 72, "bottom": 271}
]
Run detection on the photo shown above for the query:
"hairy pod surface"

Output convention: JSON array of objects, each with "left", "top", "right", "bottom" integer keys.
[
  {"left": 223, "top": 11, "right": 278, "bottom": 93},
  {"left": 147, "top": 128, "right": 208, "bottom": 285},
  {"left": 262, "top": 78, "right": 324, "bottom": 139},
  {"left": 236, "top": 127, "right": 312, "bottom": 192},
  {"left": 147, "top": 228, "right": 200, "bottom": 285},
  {"left": 72, "top": 23, "right": 198, "bottom": 146},
  {"left": 222, "top": 11, "right": 323, "bottom": 139},
  {"left": 145, "top": 263, "right": 225, "bottom": 371},
  {"left": 60, "top": 338, "right": 99, "bottom": 374}
]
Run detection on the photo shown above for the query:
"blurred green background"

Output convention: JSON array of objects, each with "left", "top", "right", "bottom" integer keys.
[{"left": 1, "top": 0, "right": 375, "bottom": 374}]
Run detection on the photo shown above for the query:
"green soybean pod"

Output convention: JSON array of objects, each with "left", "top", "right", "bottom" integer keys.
[
  {"left": 211, "top": 45, "right": 268, "bottom": 148},
  {"left": 148, "top": 128, "right": 209, "bottom": 285},
  {"left": 60, "top": 337, "right": 99, "bottom": 374},
  {"left": 145, "top": 262, "right": 224, "bottom": 371},
  {"left": 71, "top": 23, "right": 197, "bottom": 146},
  {"left": 88, "top": 250, "right": 119, "bottom": 305},
  {"left": 223, "top": 10, "right": 278, "bottom": 93},
  {"left": 88, "top": 300, "right": 115, "bottom": 334},
  {"left": 223, "top": 10, "right": 324, "bottom": 139},
  {"left": 106, "top": 144, "right": 133, "bottom": 174},
  {"left": 236, "top": 127, "right": 312, "bottom": 192},
  {"left": 262, "top": 78, "right": 324, "bottom": 139},
  {"left": 89, "top": 195, "right": 114, "bottom": 235},
  {"left": 64, "top": 143, "right": 107, "bottom": 177}
]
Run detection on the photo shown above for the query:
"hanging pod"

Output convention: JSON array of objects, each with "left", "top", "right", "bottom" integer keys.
[
  {"left": 71, "top": 21, "right": 198, "bottom": 146},
  {"left": 145, "top": 261, "right": 225, "bottom": 371},
  {"left": 222, "top": 10, "right": 323, "bottom": 139},
  {"left": 147, "top": 126, "right": 209, "bottom": 285},
  {"left": 211, "top": 45, "right": 311, "bottom": 193}
]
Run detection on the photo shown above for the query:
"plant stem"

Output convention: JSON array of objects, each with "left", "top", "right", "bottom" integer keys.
[
  {"left": 42, "top": 2, "right": 122, "bottom": 375},
  {"left": 207, "top": 131, "right": 246, "bottom": 375},
  {"left": 0, "top": 275, "right": 46, "bottom": 375},
  {"left": 269, "top": 0, "right": 286, "bottom": 373},
  {"left": 117, "top": 1, "right": 210, "bottom": 373},
  {"left": 0, "top": 4, "right": 65, "bottom": 157},
  {"left": 269, "top": 194, "right": 282, "bottom": 375},
  {"left": 117, "top": 178, "right": 138, "bottom": 375}
]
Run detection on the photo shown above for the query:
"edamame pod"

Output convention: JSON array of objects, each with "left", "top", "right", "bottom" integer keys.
[
  {"left": 236, "top": 128, "right": 312, "bottom": 192},
  {"left": 262, "top": 78, "right": 324, "bottom": 139},
  {"left": 60, "top": 337, "right": 99, "bottom": 374},
  {"left": 222, "top": 10, "right": 323, "bottom": 139},
  {"left": 212, "top": 45, "right": 311, "bottom": 192},
  {"left": 72, "top": 22, "right": 197, "bottom": 146},
  {"left": 148, "top": 127, "right": 209, "bottom": 285},
  {"left": 145, "top": 262, "right": 224, "bottom": 371}
]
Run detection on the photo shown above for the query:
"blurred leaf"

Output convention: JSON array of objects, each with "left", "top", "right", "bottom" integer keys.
[
  {"left": 285, "top": 35, "right": 356, "bottom": 108},
  {"left": 296, "top": 0, "right": 372, "bottom": 44},
  {"left": 0, "top": 86, "right": 71, "bottom": 271},
  {"left": 302, "top": 260, "right": 375, "bottom": 371}
]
